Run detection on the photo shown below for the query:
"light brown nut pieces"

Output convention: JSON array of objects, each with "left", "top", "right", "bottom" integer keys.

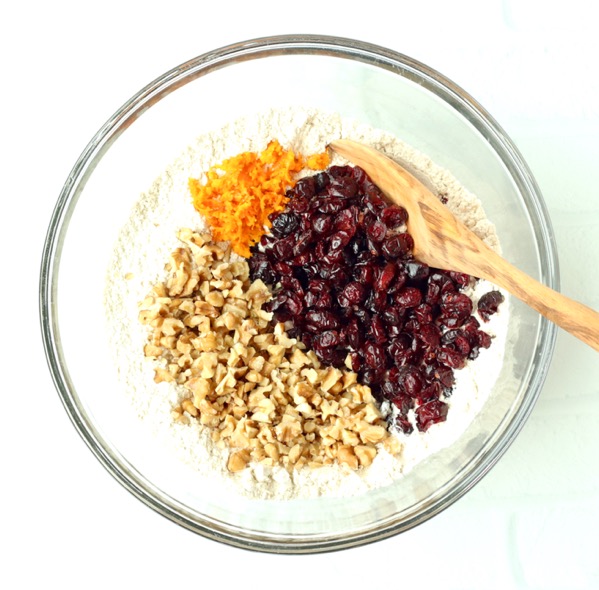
[{"left": 139, "top": 229, "right": 400, "bottom": 472}]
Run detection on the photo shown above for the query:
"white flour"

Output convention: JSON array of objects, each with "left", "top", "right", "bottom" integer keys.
[{"left": 104, "top": 107, "right": 508, "bottom": 500}]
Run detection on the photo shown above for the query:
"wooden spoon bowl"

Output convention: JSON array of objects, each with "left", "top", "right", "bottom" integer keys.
[{"left": 329, "top": 139, "right": 599, "bottom": 352}]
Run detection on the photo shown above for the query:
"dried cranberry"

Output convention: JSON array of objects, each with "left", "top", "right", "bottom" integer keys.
[
  {"left": 418, "top": 323, "right": 441, "bottom": 348},
  {"left": 360, "top": 367, "right": 385, "bottom": 386},
  {"left": 280, "top": 274, "right": 303, "bottom": 293},
  {"left": 328, "top": 230, "right": 352, "bottom": 251},
  {"left": 366, "top": 219, "right": 387, "bottom": 242},
  {"left": 313, "top": 330, "right": 341, "bottom": 348},
  {"left": 376, "top": 262, "right": 396, "bottom": 291},
  {"left": 328, "top": 176, "right": 358, "bottom": 199},
  {"left": 248, "top": 253, "right": 276, "bottom": 284},
  {"left": 287, "top": 195, "right": 310, "bottom": 213},
  {"left": 313, "top": 196, "right": 346, "bottom": 214},
  {"left": 313, "top": 171, "right": 330, "bottom": 192},
  {"left": 477, "top": 290, "right": 505, "bottom": 321},
  {"left": 292, "top": 230, "right": 314, "bottom": 256},
  {"left": 391, "top": 392, "right": 414, "bottom": 414},
  {"left": 437, "top": 347, "right": 467, "bottom": 369},
  {"left": 354, "top": 263, "right": 375, "bottom": 286},
  {"left": 342, "top": 318, "right": 363, "bottom": 350},
  {"left": 418, "top": 381, "right": 442, "bottom": 404},
  {"left": 398, "top": 366, "right": 424, "bottom": 397},
  {"left": 439, "top": 291, "right": 473, "bottom": 328},
  {"left": 382, "top": 306, "right": 402, "bottom": 326},
  {"left": 285, "top": 294, "right": 304, "bottom": 316},
  {"left": 416, "top": 399, "right": 449, "bottom": 431},
  {"left": 363, "top": 341, "right": 386, "bottom": 369},
  {"left": 406, "top": 261, "right": 429, "bottom": 282},
  {"left": 348, "top": 351, "right": 362, "bottom": 372},
  {"left": 294, "top": 176, "right": 317, "bottom": 199},
  {"left": 433, "top": 363, "right": 455, "bottom": 389},
  {"left": 382, "top": 233, "right": 414, "bottom": 259},
  {"left": 369, "top": 314, "right": 387, "bottom": 343},
  {"left": 390, "top": 267, "right": 407, "bottom": 293},
  {"left": 316, "top": 346, "right": 346, "bottom": 365},
  {"left": 271, "top": 236, "right": 295, "bottom": 261},
  {"left": 328, "top": 165, "right": 352, "bottom": 179},
  {"left": 381, "top": 204, "right": 408, "bottom": 230},
  {"left": 248, "top": 164, "right": 498, "bottom": 435},
  {"left": 363, "top": 191, "right": 386, "bottom": 214},
  {"left": 394, "top": 415, "right": 414, "bottom": 435},
  {"left": 270, "top": 211, "right": 300, "bottom": 238},
  {"left": 412, "top": 303, "right": 433, "bottom": 324},
  {"left": 426, "top": 272, "right": 455, "bottom": 305},
  {"left": 291, "top": 251, "right": 312, "bottom": 267},
  {"left": 313, "top": 214, "right": 333, "bottom": 235},
  {"left": 396, "top": 287, "right": 422, "bottom": 308},
  {"left": 447, "top": 271, "right": 471, "bottom": 289},
  {"left": 476, "top": 330, "right": 492, "bottom": 349},
  {"left": 334, "top": 206, "right": 359, "bottom": 234},
  {"left": 392, "top": 347, "right": 416, "bottom": 368},
  {"left": 453, "top": 334, "right": 471, "bottom": 356},
  {"left": 260, "top": 233, "right": 276, "bottom": 249},
  {"left": 366, "top": 288, "right": 388, "bottom": 313},
  {"left": 338, "top": 281, "right": 368, "bottom": 307},
  {"left": 304, "top": 310, "right": 340, "bottom": 332}
]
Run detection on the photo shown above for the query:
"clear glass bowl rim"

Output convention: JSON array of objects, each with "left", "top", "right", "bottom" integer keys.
[{"left": 39, "top": 34, "right": 559, "bottom": 553}]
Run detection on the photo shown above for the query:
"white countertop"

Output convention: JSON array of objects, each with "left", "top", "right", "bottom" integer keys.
[{"left": 3, "top": 1, "right": 598, "bottom": 588}]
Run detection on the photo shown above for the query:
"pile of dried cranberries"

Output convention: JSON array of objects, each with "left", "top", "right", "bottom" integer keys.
[{"left": 248, "top": 165, "right": 503, "bottom": 434}]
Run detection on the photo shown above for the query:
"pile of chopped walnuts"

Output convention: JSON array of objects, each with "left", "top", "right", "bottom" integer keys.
[{"left": 139, "top": 228, "right": 400, "bottom": 472}]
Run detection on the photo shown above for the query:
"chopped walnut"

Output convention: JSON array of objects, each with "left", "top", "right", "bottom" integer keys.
[{"left": 140, "top": 229, "right": 400, "bottom": 473}]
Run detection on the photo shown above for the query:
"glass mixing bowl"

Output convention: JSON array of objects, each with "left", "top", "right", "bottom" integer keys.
[{"left": 40, "top": 35, "right": 558, "bottom": 553}]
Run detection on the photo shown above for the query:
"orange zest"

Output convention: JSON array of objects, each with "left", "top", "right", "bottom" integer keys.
[{"left": 189, "top": 140, "right": 330, "bottom": 258}]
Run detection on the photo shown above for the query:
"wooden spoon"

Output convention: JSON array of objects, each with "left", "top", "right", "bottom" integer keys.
[{"left": 329, "top": 139, "right": 599, "bottom": 352}]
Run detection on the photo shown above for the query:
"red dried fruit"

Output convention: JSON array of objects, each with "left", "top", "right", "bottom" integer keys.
[
  {"left": 418, "top": 323, "right": 441, "bottom": 348},
  {"left": 366, "top": 219, "right": 387, "bottom": 242},
  {"left": 338, "top": 281, "right": 368, "bottom": 307},
  {"left": 415, "top": 399, "right": 449, "bottom": 431},
  {"left": 477, "top": 290, "right": 505, "bottom": 321},
  {"left": 334, "top": 206, "right": 359, "bottom": 235},
  {"left": 313, "top": 214, "right": 334, "bottom": 235},
  {"left": 342, "top": 318, "right": 363, "bottom": 350},
  {"left": 426, "top": 272, "right": 455, "bottom": 305},
  {"left": 369, "top": 314, "right": 387, "bottom": 343},
  {"left": 270, "top": 211, "right": 300, "bottom": 238},
  {"left": 304, "top": 310, "right": 340, "bottom": 333},
  {"left": 406, "top": 260, "right": 430, "bottom": 282},
  {"left": 394, "top": 415, "right": 415, "bottom": 435},
  {"left": 376, "top": 261, "right": 397, "bottom": 291},
  {"left": 287, "top": 195, "right": 310, "bottom": 213},
  {"left": 447, "top": 271, "right": 471, "bottom": 288},
  {"left": 396, "top": 287, "right": 423, "bottom": 309},
  {"left": 363, "top": 341, "right": 386, "bottom": 369},
  {"left": 417, "top": 381, "right": 442, "bottom": 404},
  {"left": 398, "top": 366, "right": 424, "bottom": 397},
  {"left": 391, "top": 392, "right": 414, "bottom": 415},
  {"left": 313, "top": 330, "right": 341, "bottom": 348},
  {"left": 381, "top": 204, "right": 408, "bottom": 230},
  {"left": 248, "top": 164, "right": 496, "bottom": 433},
  {"left": 382, "top": 233, "right": 413, "bottom": 259},
  {"left": 440, "top": 291, "right": 473, "bottom": 319},
  {"left": 412, "top": 303, "right": 433, "bottom": 325},
  {"left": 437, "top": 347, "right": 467, "bottom": 369}
]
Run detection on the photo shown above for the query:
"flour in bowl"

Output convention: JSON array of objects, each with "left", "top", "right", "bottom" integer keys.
[{"left": 103, "top": 107, "right": 509, "bottom": 500}]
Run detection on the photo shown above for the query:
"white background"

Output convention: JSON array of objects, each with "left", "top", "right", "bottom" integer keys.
[{"left": 2, "top": 1, "right": 598, "bottom": 588}]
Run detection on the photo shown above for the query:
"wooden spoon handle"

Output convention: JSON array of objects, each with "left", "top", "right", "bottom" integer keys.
[
  {"left": 329, "top": 139, "right": 599, "bottom": 352},
  {"left": 416, "top": 198, "right": 599, "bottom": 352},
  {"left": 476, "top": 247, "right": 599, "bottom": 351}
]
